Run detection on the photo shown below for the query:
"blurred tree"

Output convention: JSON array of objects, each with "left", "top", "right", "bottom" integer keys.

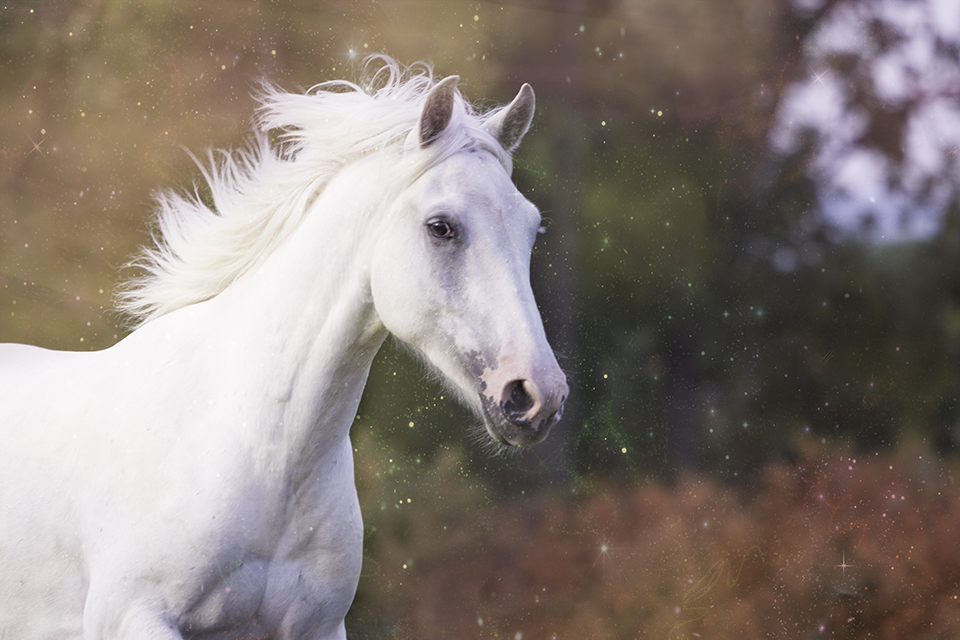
[
  {"left": 534, "top": 0, "right": 960, "bottom": 478},
  {"left": 770, "top": 0, "right": 960, "bottom": 241}
]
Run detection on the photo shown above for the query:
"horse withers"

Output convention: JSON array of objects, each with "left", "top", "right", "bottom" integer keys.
[{"left": 0, "top": 59, "right": 567, "bottom": 639}]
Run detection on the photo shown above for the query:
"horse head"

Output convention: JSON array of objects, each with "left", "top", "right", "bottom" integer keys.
[{"left": 370, "top": 77, "right": 568, "bottom": 448}]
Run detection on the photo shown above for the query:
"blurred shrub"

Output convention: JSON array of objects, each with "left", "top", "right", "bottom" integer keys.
[{"left": 349, "top": 434, "right": 960, "bottom": 639}]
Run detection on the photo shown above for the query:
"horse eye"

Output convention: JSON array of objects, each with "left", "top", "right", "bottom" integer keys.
[{"left": 427, "top": 219, "right": 455, "bottom": 239}]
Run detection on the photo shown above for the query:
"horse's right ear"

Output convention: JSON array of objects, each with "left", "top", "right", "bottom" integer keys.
[
  {"left": 484, "top": 83, "right": 535, "bottom": 152},
  {"left": 418, "top": 75, "right": 460, "bottom": 148}
]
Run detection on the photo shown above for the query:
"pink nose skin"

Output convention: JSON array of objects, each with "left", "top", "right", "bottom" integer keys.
[{"left": 498, "top": 377, "right": 567, "bottom": 446}]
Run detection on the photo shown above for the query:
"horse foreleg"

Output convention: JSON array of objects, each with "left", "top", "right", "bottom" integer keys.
[
  {"left": 83, "top": 600, "right": 185, "bottom": 640},
  {"left": 307, "top": 619, "right": 348, "bottom": 640}
]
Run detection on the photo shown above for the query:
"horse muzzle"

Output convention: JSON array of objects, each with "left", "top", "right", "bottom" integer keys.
[{"left": 482, "top": 377, "right": 567, "bottom": 447}]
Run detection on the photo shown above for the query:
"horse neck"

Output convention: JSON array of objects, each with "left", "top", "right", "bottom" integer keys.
[{"left": 201, "top": 158, "right": 391, "bottom": 474}]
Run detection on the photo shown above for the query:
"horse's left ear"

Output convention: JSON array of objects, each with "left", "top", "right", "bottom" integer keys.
[
  {"left": 484, "top": 83, "right": 535, "bottom": 152},
  {"left": 418, "top": 75, "right": 460, "bottom": 148}
]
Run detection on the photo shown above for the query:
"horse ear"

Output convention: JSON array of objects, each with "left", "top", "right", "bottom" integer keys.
[
  {"left": 484, "top": 83, "right": 535, "bottom": 152},
  {"left": 418, "top": 75, "right": 460, "bottom": 148}
]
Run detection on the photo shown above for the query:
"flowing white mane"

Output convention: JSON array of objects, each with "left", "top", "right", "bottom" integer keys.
[{"left": 117, "top": 57, "right": 512, "bottom": 327}]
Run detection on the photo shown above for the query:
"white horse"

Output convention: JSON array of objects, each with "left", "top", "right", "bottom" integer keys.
[{"left": 0, "top": 59, "right": 567, "bottom": 639}]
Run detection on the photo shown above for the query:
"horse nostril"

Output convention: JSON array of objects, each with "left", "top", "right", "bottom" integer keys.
[{"left": 502, "top": 379, "right": 536, "bottom": 425}]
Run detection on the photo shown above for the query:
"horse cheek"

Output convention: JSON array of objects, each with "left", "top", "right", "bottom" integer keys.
[{"left": 370, "top": 248, "right": 427, "bottom": 343}]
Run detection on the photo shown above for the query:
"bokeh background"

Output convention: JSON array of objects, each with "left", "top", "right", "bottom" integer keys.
[{"left": 2, "top": 0, "right": 959, "bottom": 637}]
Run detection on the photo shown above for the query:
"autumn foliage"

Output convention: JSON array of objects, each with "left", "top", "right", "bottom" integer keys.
[{"left": 349, "top": 434, "right": 960, "bottom": 639}]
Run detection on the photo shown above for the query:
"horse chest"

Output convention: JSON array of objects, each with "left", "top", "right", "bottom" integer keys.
[{"left": 176, "top": 448, "right": 364, "bottom": 634}]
